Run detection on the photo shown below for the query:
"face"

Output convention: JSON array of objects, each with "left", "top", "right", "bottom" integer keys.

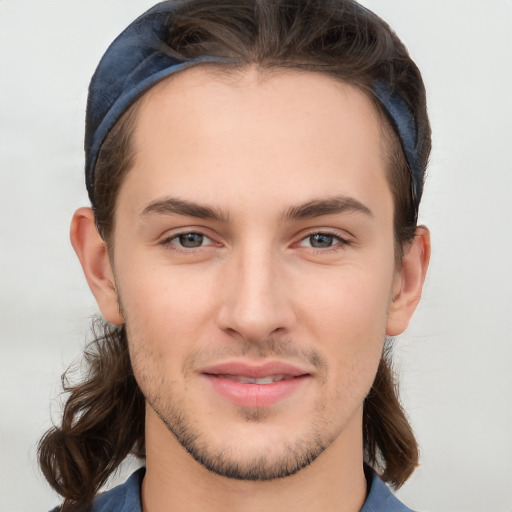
[{"left": 108, "top": 67, "right": 401, "bottom": 480}]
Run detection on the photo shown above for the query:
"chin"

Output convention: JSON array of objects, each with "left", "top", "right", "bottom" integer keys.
[{"left": 149, "top": 397, "right": 346, "bottom": 481}]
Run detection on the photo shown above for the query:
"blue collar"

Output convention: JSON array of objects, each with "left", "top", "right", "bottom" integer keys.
[{"left": 89, "top": 467, "right": 416, "bottom": 512}]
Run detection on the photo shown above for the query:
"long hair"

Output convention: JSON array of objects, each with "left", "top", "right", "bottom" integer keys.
[{"left": 39, "top": 0, "right": 430, "bottom": 509}]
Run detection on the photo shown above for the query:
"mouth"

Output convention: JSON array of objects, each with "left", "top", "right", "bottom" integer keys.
[
  {"left": 199, "top": 361, "right": 311, "bottom": 408},
  {"left": 215, "top": 374, "right": 297, "bottom": 384}
]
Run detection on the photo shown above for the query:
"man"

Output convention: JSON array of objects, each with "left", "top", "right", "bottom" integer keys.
[{"left": 39, "top": 1, "right": 431, "bottom": 510}]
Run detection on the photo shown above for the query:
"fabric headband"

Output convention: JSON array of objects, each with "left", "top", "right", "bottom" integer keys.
[{"left": 85, "top": 1, "right": 423, "bottom": 214}]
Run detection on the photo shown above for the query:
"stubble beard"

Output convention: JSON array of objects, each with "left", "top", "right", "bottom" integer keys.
[
  {"left": 146, "top": 393, "right": 337, "bottom": 481},
  {"left": 126, "top": 328, "right": 342, "bottom": 482}
]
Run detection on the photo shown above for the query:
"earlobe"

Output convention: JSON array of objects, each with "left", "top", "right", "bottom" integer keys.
[
  {"left": 386, "top": 226, "right": 431, "bottom": 336},
  {"left": 70, "top": 207, "right": 124, "bottom": 325}
]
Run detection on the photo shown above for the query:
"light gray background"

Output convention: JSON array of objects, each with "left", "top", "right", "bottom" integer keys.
[{"left": 1, "top": 1, "right": 511, "bottom": 511}]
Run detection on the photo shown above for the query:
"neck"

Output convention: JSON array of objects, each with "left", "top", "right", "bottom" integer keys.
[{"left": 141, "top": 407, "right": 367, "bottom": 512}]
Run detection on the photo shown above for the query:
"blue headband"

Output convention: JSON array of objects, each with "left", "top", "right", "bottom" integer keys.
[{"left": 85, "top": 1, "right": 423, "bottom": 214}]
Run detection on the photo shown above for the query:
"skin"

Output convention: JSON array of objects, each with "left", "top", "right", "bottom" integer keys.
[{"left": 71, "top": 66, "right": 430, "bottom": 512}]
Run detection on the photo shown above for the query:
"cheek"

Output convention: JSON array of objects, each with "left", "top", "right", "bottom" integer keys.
[
  {"left": 119, "top": 266, "right": 212, "bottom": 397},
  {"left": 117, "top": 256, "right": 218, "bottom": 334},
  {"left": 298, "top": 262, "right": 393, "bottom": 338},
  {"left": 295, "top": 266, "right": 391, "bottom": 394},
  {"left": 113, "top": 256, "right": 223, "bottom": 395}
]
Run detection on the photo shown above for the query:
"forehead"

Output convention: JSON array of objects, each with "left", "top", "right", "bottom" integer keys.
[{"left": 120, "top": 65, "right": 391, "bottom": 218}]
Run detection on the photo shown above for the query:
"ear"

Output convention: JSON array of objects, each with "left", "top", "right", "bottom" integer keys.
[
  {"left": 386, "top": 226, "right": 431, "bottom": 336},
  {"left": 70, "top": 207, "right": 124, "bottom": 325}
]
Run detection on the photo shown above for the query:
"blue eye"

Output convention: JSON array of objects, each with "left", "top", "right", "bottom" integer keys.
[
  {"left": 168, "top": 232, "right": 211, "bottom": 248},
  {"left": 310, "top": 234, "right": 335, "bottom": 248},
  {"left": 299, "top": 233, "right": 346, "bottom": 249}
]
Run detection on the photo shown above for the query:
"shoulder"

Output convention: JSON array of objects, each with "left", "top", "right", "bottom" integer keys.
[
  {"left": 361, "top": 469, "right": 418, "bottom": 512},
  {"left": 47, "top": 469, "right": 144, "bottom": 512},
  {"left": 49, "top": 467, "right": 415, "bottom": 512},
  {"left": 91, "top": 468, "right": 145, "bottom": 512}
]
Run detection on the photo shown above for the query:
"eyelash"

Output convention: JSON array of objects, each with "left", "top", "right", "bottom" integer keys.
[
  {"left": 160, "top": 231, "right": 215, "bottom": 253},
  {"left": 298, "top": 231, "right": 350, "bottom": 253},
  {"left": 159, "top": 230, "right": 350, "bottom": 254}
]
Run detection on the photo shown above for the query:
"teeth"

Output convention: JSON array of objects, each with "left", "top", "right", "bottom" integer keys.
[{"left": 221, "top": 374, "right": 289, "bottom": 384}]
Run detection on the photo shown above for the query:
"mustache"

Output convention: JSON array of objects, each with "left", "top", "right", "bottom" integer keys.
[
  {"left": 117, "top": 294, "right": 326, "bottom": 372},
  {"left": 183, "top": 336, "right": 328, "bottom": 378}
]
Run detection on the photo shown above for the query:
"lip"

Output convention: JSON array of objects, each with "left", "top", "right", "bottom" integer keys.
[
  {"left": 200, "top": 360, "right": 310, "bottom": 378},
  {"left": 199, "top": 360, "right": 312, "bottom": 408}
]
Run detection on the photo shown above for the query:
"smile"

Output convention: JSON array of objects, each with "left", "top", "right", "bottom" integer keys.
[
  {"left": 199, "top": 361, "right": 312, "bottom": 408},
  {"left": 217, "top": 374, "right": 295, "bottom": 384}
]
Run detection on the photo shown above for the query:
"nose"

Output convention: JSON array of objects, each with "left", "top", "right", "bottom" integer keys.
[{"left": 217, "top": 244, "right": 296, "bottom": 343}]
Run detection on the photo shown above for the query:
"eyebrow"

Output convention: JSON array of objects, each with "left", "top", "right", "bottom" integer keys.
[
  {"left": 139, "top": 195, "right": 372, "bottom": 223},
  {"left": 140, "top": 197, "right": 229, "bottom": 223},
  {"left": 281, "top": 195, "right": 373, "bottom": 221}
]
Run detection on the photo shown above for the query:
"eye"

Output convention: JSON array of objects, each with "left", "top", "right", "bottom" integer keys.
[
  {"left": 165, "top": 232, "right": 213, "bottom": 249},
  {"left": 298, "top": 232, "right": 347, "bottom": 249}
]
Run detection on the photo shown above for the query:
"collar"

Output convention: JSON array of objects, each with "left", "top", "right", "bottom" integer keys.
[{"left": 90, "top": 466, "right": 416, "bottom": 512}]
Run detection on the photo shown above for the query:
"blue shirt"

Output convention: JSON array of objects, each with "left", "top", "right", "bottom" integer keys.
[{"left": 88, "top": 467, "right": 417, "bottom": 512}]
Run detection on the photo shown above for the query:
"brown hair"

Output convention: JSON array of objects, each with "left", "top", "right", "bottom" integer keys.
[{"left": 39, "top": 0, "right": 430, "bottom": 509}]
